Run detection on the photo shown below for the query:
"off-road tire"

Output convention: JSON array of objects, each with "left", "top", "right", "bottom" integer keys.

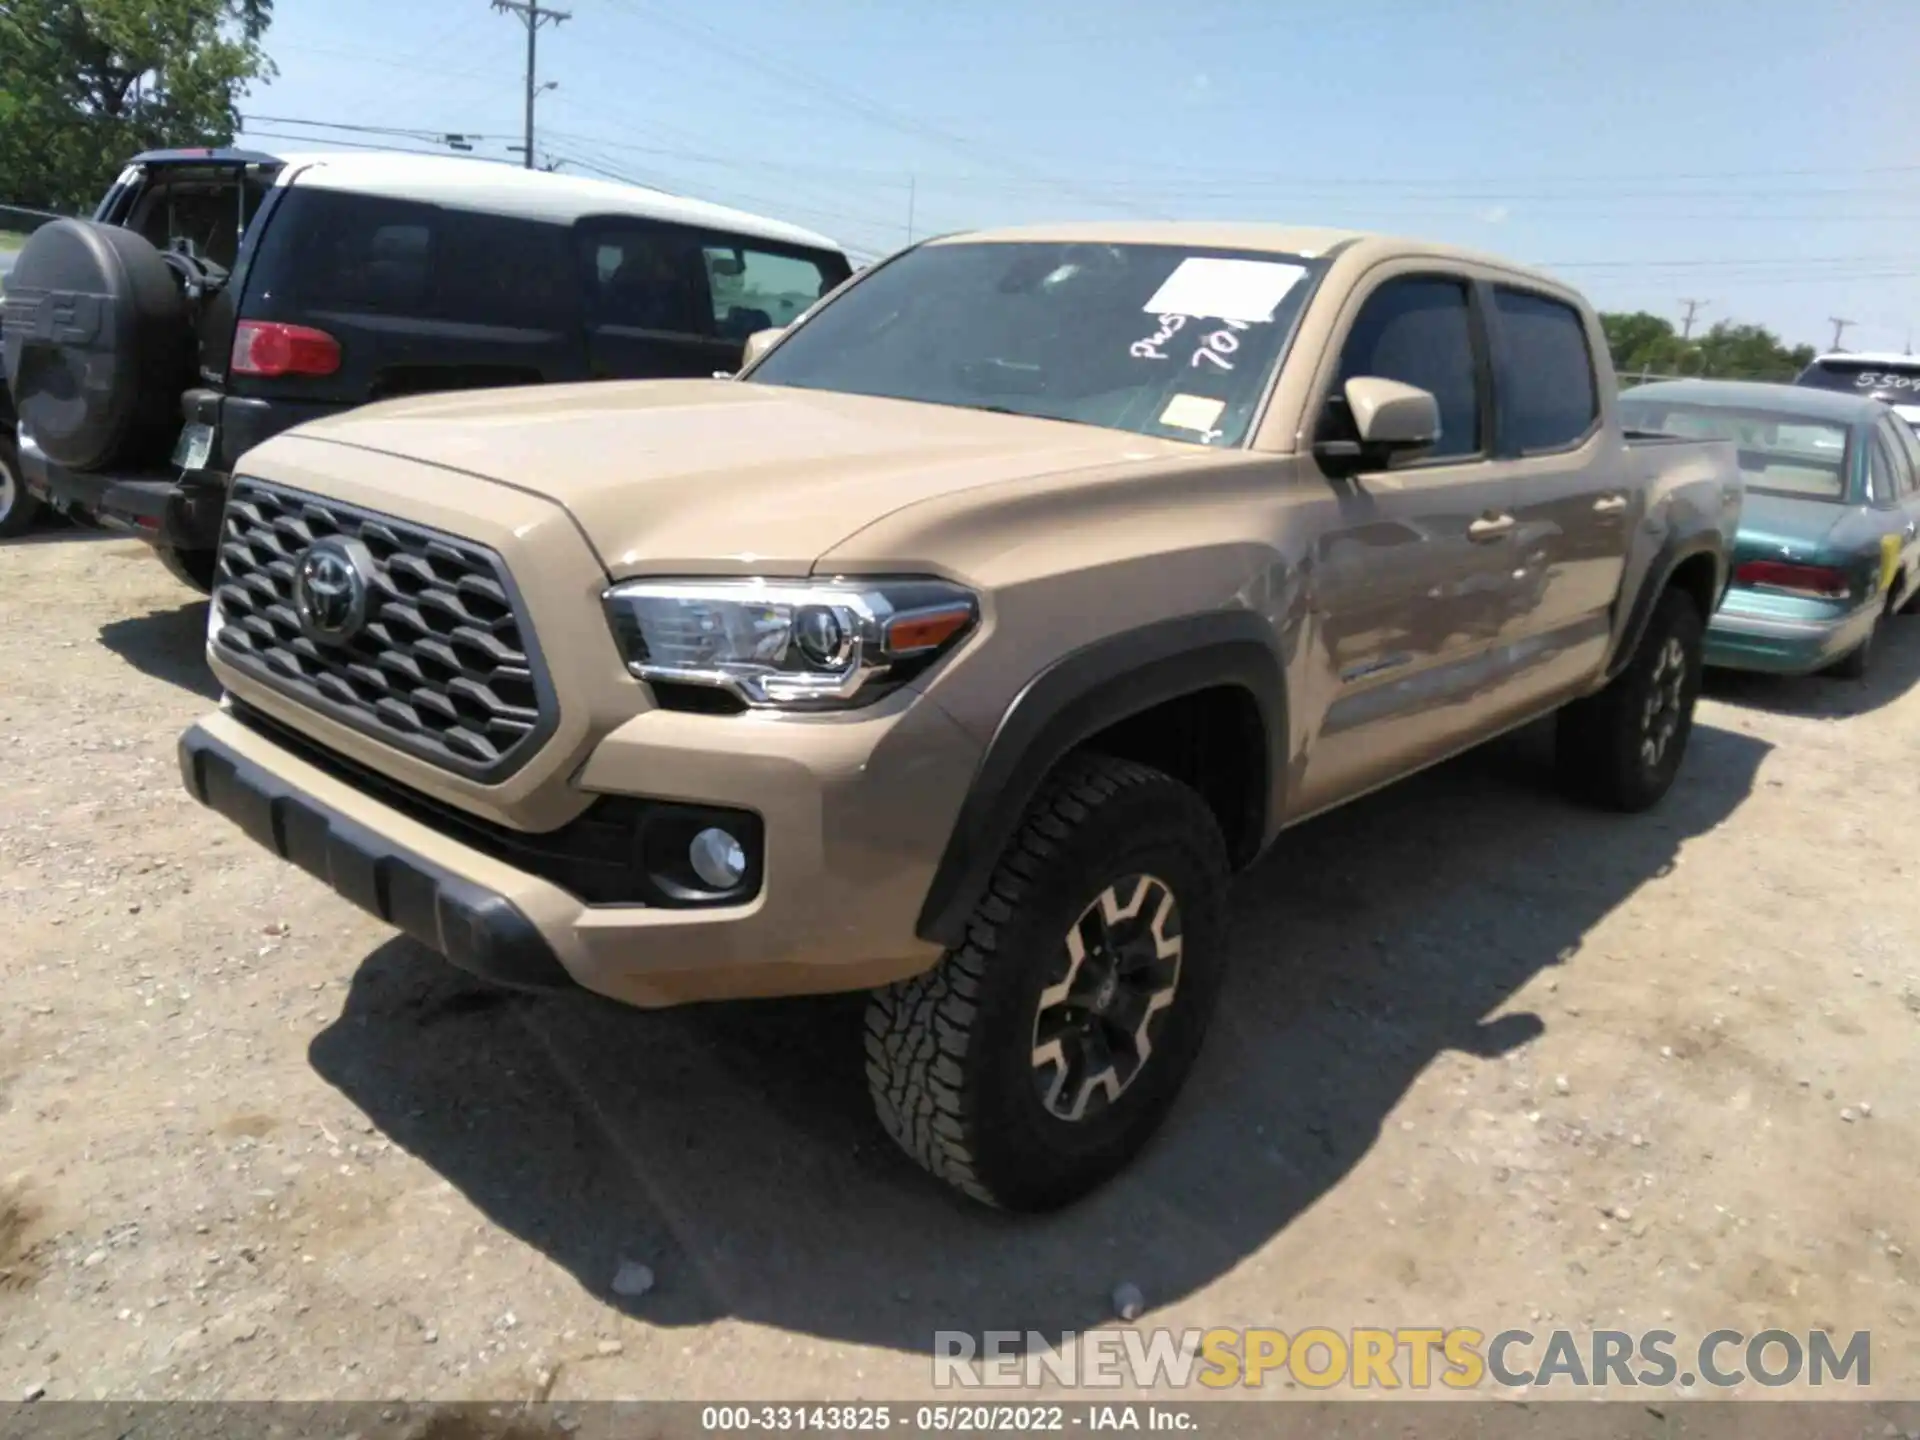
[
  {"left": 0, "top": 433, "right": 38, "bottom": 538},
  {"left": 865, "top": 753, "right": 1230, "bottom": 1211},
  {"left": 153, "top": 539, "right": 218, "bottom": 595},
  {"left": 1555, "top": 587, "right": 1705, "bottom": 813}
]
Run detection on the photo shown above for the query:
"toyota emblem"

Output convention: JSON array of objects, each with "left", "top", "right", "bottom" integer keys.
[{"left": 292, "top": 538, "right": 374, "bottom": 644}]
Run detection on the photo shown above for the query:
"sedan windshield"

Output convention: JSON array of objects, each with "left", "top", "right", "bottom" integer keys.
[
  {"left": 746, "top": 240, "right": 1327, "bottom": 447},
  {"left": 1620, "top": 399, "right": 1852, "bottom": 501}
]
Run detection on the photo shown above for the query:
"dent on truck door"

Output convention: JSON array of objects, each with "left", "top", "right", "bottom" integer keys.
[
  {"left": 1489, "top": 285, "right": 1631, "bottom": 704},
  {"left": 1294, "top": 273, "right": 1522, "bottom": 815}
]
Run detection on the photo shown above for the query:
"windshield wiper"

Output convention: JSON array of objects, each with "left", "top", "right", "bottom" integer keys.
[{"left": 955, "top": 401, "right": 1102, "bottom": 430}]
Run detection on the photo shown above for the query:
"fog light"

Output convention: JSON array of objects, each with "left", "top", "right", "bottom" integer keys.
[{"left": 689, "top": 827, "right": 747, "bottom": 889}]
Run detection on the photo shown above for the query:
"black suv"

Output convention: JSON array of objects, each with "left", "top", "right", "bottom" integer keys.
[{"left": 1, "top": 147, "right": 853, "bottom": 589}]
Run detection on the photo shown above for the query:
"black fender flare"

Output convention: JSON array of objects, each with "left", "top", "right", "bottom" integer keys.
[
  {"left": 1607, "top": 535, "right": 1728, "bottom": 682},
  {"left": 915, "top": 610, "right": 1288, "bottom": 949}
]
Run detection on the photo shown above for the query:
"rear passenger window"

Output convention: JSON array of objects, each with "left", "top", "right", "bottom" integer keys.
[
  {"left": 1882, "top": 421, "right": 1919, "bottom": 496},
  {"left": 1869, "top": 435, "right": 1899, "bottom": 506},
  {"left": 252, "top": 189, "right": 573, "bottom": 330},
  {"left": 1493, "top": 287, "right": 1598, "bottom": 453},
  {"left": 1334, "top": 277, "right": 1481, "bottom": 460},
  {"left": 703, "top": 245, "right": 835, "bottom": 339},
  {"left": 580, "top": 222, "right": 714, "bottom": 338}
]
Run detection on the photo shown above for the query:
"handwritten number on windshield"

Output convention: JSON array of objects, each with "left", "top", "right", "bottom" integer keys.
[
  {"left": 1133, "top": 315, "right": 1254, "bottom": 370},
  {"left": 1190, "top": 320, "right": 1248, "bottom": 371}
]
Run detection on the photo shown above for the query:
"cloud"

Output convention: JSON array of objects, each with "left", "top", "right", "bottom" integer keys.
[{"left": 1478, "top": 205, "right": 1511, "bottom": 225}]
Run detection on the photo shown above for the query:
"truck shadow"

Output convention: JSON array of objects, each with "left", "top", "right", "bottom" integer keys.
[
  {"left": 97, "top": 600, "right": 220, "bottom": 702},
  {"left": 309, "top": 715, "right": 1768, "bottom": 1355},
  {"left": 1701, "top": 612, "right": 1920, "bottom": 720}
]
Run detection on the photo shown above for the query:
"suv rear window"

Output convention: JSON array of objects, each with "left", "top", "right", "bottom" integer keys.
[
  {"left": 249, "top": 188, "right": 577, "bottom": 331},
  {"left": 1797, "top": 358, "right": 1920, "bottom": 410}
]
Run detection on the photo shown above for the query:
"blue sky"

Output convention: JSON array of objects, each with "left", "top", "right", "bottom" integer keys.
[{"left": 239, "top": 0, "right": 1918, "bottom": 354}]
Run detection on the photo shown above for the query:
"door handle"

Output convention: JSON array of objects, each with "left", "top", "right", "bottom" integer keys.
[
  {"left": 1593, "top": 494, "right": 1629, "bottom": 514},
  {"left": 1468, "top": 513, "right": 1515, "bottom": 542}
]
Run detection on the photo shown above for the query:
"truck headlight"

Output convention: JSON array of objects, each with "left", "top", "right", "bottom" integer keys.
[{"left": 603, "top": 577, "right": 979, "bottom": 709}]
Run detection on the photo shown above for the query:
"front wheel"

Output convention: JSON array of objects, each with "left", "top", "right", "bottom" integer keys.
[
  {"left": 0, "top": 436, "right": 41, "bottom": 538},
  {"left": 1555, "top": 587, "right": 1705, "bottom": 813},
  {"left": 864, "top": 754, "right": 1230, "bottom": 1211}
]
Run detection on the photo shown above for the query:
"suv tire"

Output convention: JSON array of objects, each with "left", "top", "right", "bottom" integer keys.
[
  {"left": 865, "top": 753, "right": 1230, "bottom": 1211},
  {"left": 154, "top": 538, "right": 218, "bottom": 595},
  {"left": 1555, "top": 587, "right": 1704, "bottom": 812},
  {"left": 0, "top": 431, "right": 39, "bottom": 538}
]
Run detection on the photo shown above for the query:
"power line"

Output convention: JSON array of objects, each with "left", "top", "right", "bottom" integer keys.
[
  {"left": 242, "top": 113, "right": 505, "bottom": 147},
  {"left": 237, "top": 129, "right": 514, "bottom": 161},
  {"left": 548, "top": 148, "right": 905, "bottom": 249},
  {"left": 601, "top": 0, "right": 1171, "bottom": 221},
  {"left": 492, "top": 0, "right": 570, "bottom": 171}
]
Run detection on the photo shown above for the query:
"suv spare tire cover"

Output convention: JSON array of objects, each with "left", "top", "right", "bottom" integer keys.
[{"left": 1, "top": 219, "right": 197, "bottom": 472}]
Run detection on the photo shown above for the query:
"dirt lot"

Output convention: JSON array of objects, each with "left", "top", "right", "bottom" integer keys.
[{"left": 1, "top": 528, "right": 1915, "bottom": 1404}]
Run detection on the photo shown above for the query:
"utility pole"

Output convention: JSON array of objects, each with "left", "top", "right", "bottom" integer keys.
[
  {"left": 1827, "top": 317, "right": 1856, "bottom": 352},
  {"left": 1678, "top": 298, "right": 1709, "bottom": 341},
  {"left": 493, "top": 0, "right": 570, "bottom": 170}
]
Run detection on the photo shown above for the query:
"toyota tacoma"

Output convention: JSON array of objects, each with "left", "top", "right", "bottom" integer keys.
[{"left": 176, "top": 223, "right": 1742, "bottom": 1210}]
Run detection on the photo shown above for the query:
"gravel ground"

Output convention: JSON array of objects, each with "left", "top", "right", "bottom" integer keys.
[{"left": 1, "top": 529, "right": 1915, "bottom": 1404}]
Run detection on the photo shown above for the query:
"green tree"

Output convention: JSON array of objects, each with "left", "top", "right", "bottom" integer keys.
[
  {"left": 0, "top": 0, "right": 275, "bottom": 215},
  {"left": 1602, "top": 310, "right": 1815, "bottom": 384}
]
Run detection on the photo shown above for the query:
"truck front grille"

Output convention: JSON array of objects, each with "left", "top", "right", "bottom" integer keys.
[{"left": 210, "top": 478, "right": 554, "bottom": 781}]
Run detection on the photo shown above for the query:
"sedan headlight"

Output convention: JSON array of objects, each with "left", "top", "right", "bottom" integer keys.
[{"left": 603, "top": 577, "right": 979, "bottom": 709}]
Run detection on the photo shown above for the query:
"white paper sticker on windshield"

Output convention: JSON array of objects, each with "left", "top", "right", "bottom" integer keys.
[
  {"left": 1144, "top": 258, "right": 1307, "bottom": 324},
  {"left": 1159, "top": 394, "right": 1226, "bottom": 433}
]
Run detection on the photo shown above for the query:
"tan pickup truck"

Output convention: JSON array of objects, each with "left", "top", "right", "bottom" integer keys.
[{"left": 177, "top": 223, "right": 1741, "bottom": 1210}]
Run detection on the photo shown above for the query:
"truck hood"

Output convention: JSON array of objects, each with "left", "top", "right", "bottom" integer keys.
[{"left": 281, "top": 379, "right": 1198, "bottom": 576}]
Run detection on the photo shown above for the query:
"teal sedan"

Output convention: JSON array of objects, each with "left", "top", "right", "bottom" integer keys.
[{"left": 1620, "top": 379, "right": 1920, "bottom": 678}]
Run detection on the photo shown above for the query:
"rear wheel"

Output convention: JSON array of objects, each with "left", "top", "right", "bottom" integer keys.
[
  {"left": 864, "top": 754, "right": 1230, "bottom": 1211},
  {"left": 0, "top": 433, "right": 39, "bottom": 538},
  {"left": 1556, "top": 587, "right": 1704, "bottom": 812},
  {"left": 1827, "top": 606, "right": 1884, "bottom": 680},
  {"left": 153, "top": 538, "right": 218, "bottom": 595}
]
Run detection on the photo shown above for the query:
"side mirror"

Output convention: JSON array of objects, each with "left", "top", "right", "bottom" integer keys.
[
  {"left": 1314, "top": 376, "right": 1441, "bottom": 474},
  {"left": 742, "top": 327, "right": 785, "bottom": 367}
]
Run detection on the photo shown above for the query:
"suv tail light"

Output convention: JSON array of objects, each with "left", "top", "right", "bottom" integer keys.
[
  {"left": 230, "top": 321, "right": 341, "bottom": 378},
  {"left": 1734, "top": 559, "right": 1849, "bottom": 601}
]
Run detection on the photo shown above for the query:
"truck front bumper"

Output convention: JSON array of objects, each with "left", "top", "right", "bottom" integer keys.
[
  {"left": 1703, "top": 597, "right": 1878, "bottom": 676},
  {"left": 179, "top": 720, "right": 574, "bottom": 992},
  {"left": 178, "top": 695, "right": 979, "bottom": 1008}
]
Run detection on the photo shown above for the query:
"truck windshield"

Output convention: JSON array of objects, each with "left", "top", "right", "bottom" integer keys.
[
  {"left": 746, "top": 240, "right": 1327, "bottom": 447},
  {"left": 1621, "top": 399, "right": 1852, "bottom": 502}
]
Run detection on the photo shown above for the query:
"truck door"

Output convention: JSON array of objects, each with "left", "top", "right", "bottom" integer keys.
[
  {"left": 1489, "top": 283, "right": 1632, "bottom": 707},
  {"left": 1292, "top": 269, "right": 1525, "bottom": 815}
]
